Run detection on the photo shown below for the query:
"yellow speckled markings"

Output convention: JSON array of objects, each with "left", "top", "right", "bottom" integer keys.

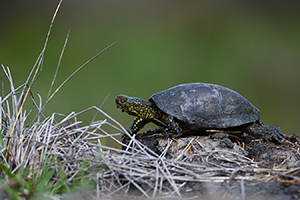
[{"left": 116, "top": 95, "right": 181, "bottom": 137}]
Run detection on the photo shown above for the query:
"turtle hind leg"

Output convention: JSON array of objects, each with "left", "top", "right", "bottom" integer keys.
[{"left": 245, "top": 122, "right": 285, "bottom": 143}]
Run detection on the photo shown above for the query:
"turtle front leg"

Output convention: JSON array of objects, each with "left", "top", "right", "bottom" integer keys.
[
  {"left": 123, "top": 117, "right": 148, "bottom": 138},
  {"left": 245, "top": 121, "right": 285, "bottom": 143}
]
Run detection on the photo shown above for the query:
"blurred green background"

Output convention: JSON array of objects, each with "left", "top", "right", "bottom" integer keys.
[{"left": 1, "top": 1, "right": 300, "bottom": 142}]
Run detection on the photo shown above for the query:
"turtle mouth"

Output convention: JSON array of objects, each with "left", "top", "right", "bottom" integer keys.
[
  {"left": 115, "top": 98, "right": 122, "bottom": 108},
  {"left": 115, "top": 96, "right": 126, "bottom": 112}
]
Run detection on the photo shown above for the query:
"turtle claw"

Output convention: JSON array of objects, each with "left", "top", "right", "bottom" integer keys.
[
  {"left": 260, "top": 126, "right": 286, "bottom": 144},
  {"left": 270, "top": 131, "right": 286, "bottom": 144},
  {"left": 267, "top": 133, "right": 282, "bottom": 144},
  {"left": 174, "top": 132, "right": 182, "bottom": 139},
  {"left": 161, "top": 129, "right": 181, "bottom": 142},
  {"left": 269, "top": 127, "right": 286, "bottom": 143},
  {"left": 278, "top": 131, "right": 286, "bottom": 139},
  {"left": 161, "top": 129, "right": 172, "bottom": 138}
]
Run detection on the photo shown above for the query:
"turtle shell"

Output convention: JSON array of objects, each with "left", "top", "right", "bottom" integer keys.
[{"left": 149, "top": 83, "right": 260, "bottom": 129}]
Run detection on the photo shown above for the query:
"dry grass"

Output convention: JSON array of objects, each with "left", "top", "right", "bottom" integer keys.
[
  {"left": 0, "top": 55, "right": 123, "bottom": 198},
  {"left": 96, "top": 133, "right": 300, "bottom": 200}
]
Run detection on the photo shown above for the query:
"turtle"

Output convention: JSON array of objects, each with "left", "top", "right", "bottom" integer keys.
[{"left": 115, "top": 83, "right": 285, "bottom": 142}]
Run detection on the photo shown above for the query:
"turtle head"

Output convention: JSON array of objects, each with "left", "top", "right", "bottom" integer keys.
[{"left": 116, "top": 95, "right": 153, "bottom": 118}]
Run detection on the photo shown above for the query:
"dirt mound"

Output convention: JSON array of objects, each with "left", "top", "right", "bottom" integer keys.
[{"left": 111, "top": 130, "right": 300, "bottom": 199}]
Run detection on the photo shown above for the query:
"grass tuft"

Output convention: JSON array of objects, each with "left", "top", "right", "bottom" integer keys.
[{"left": 0, "top": 1, "right": 119, "bottom": 199}]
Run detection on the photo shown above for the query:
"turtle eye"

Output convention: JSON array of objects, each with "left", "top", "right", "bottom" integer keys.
[
  {"left": 119, "top": 96, "right": 124, "bottom": 101},
  {"left": 118, "top": 96, "right": 127, "bottom": 103}
]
